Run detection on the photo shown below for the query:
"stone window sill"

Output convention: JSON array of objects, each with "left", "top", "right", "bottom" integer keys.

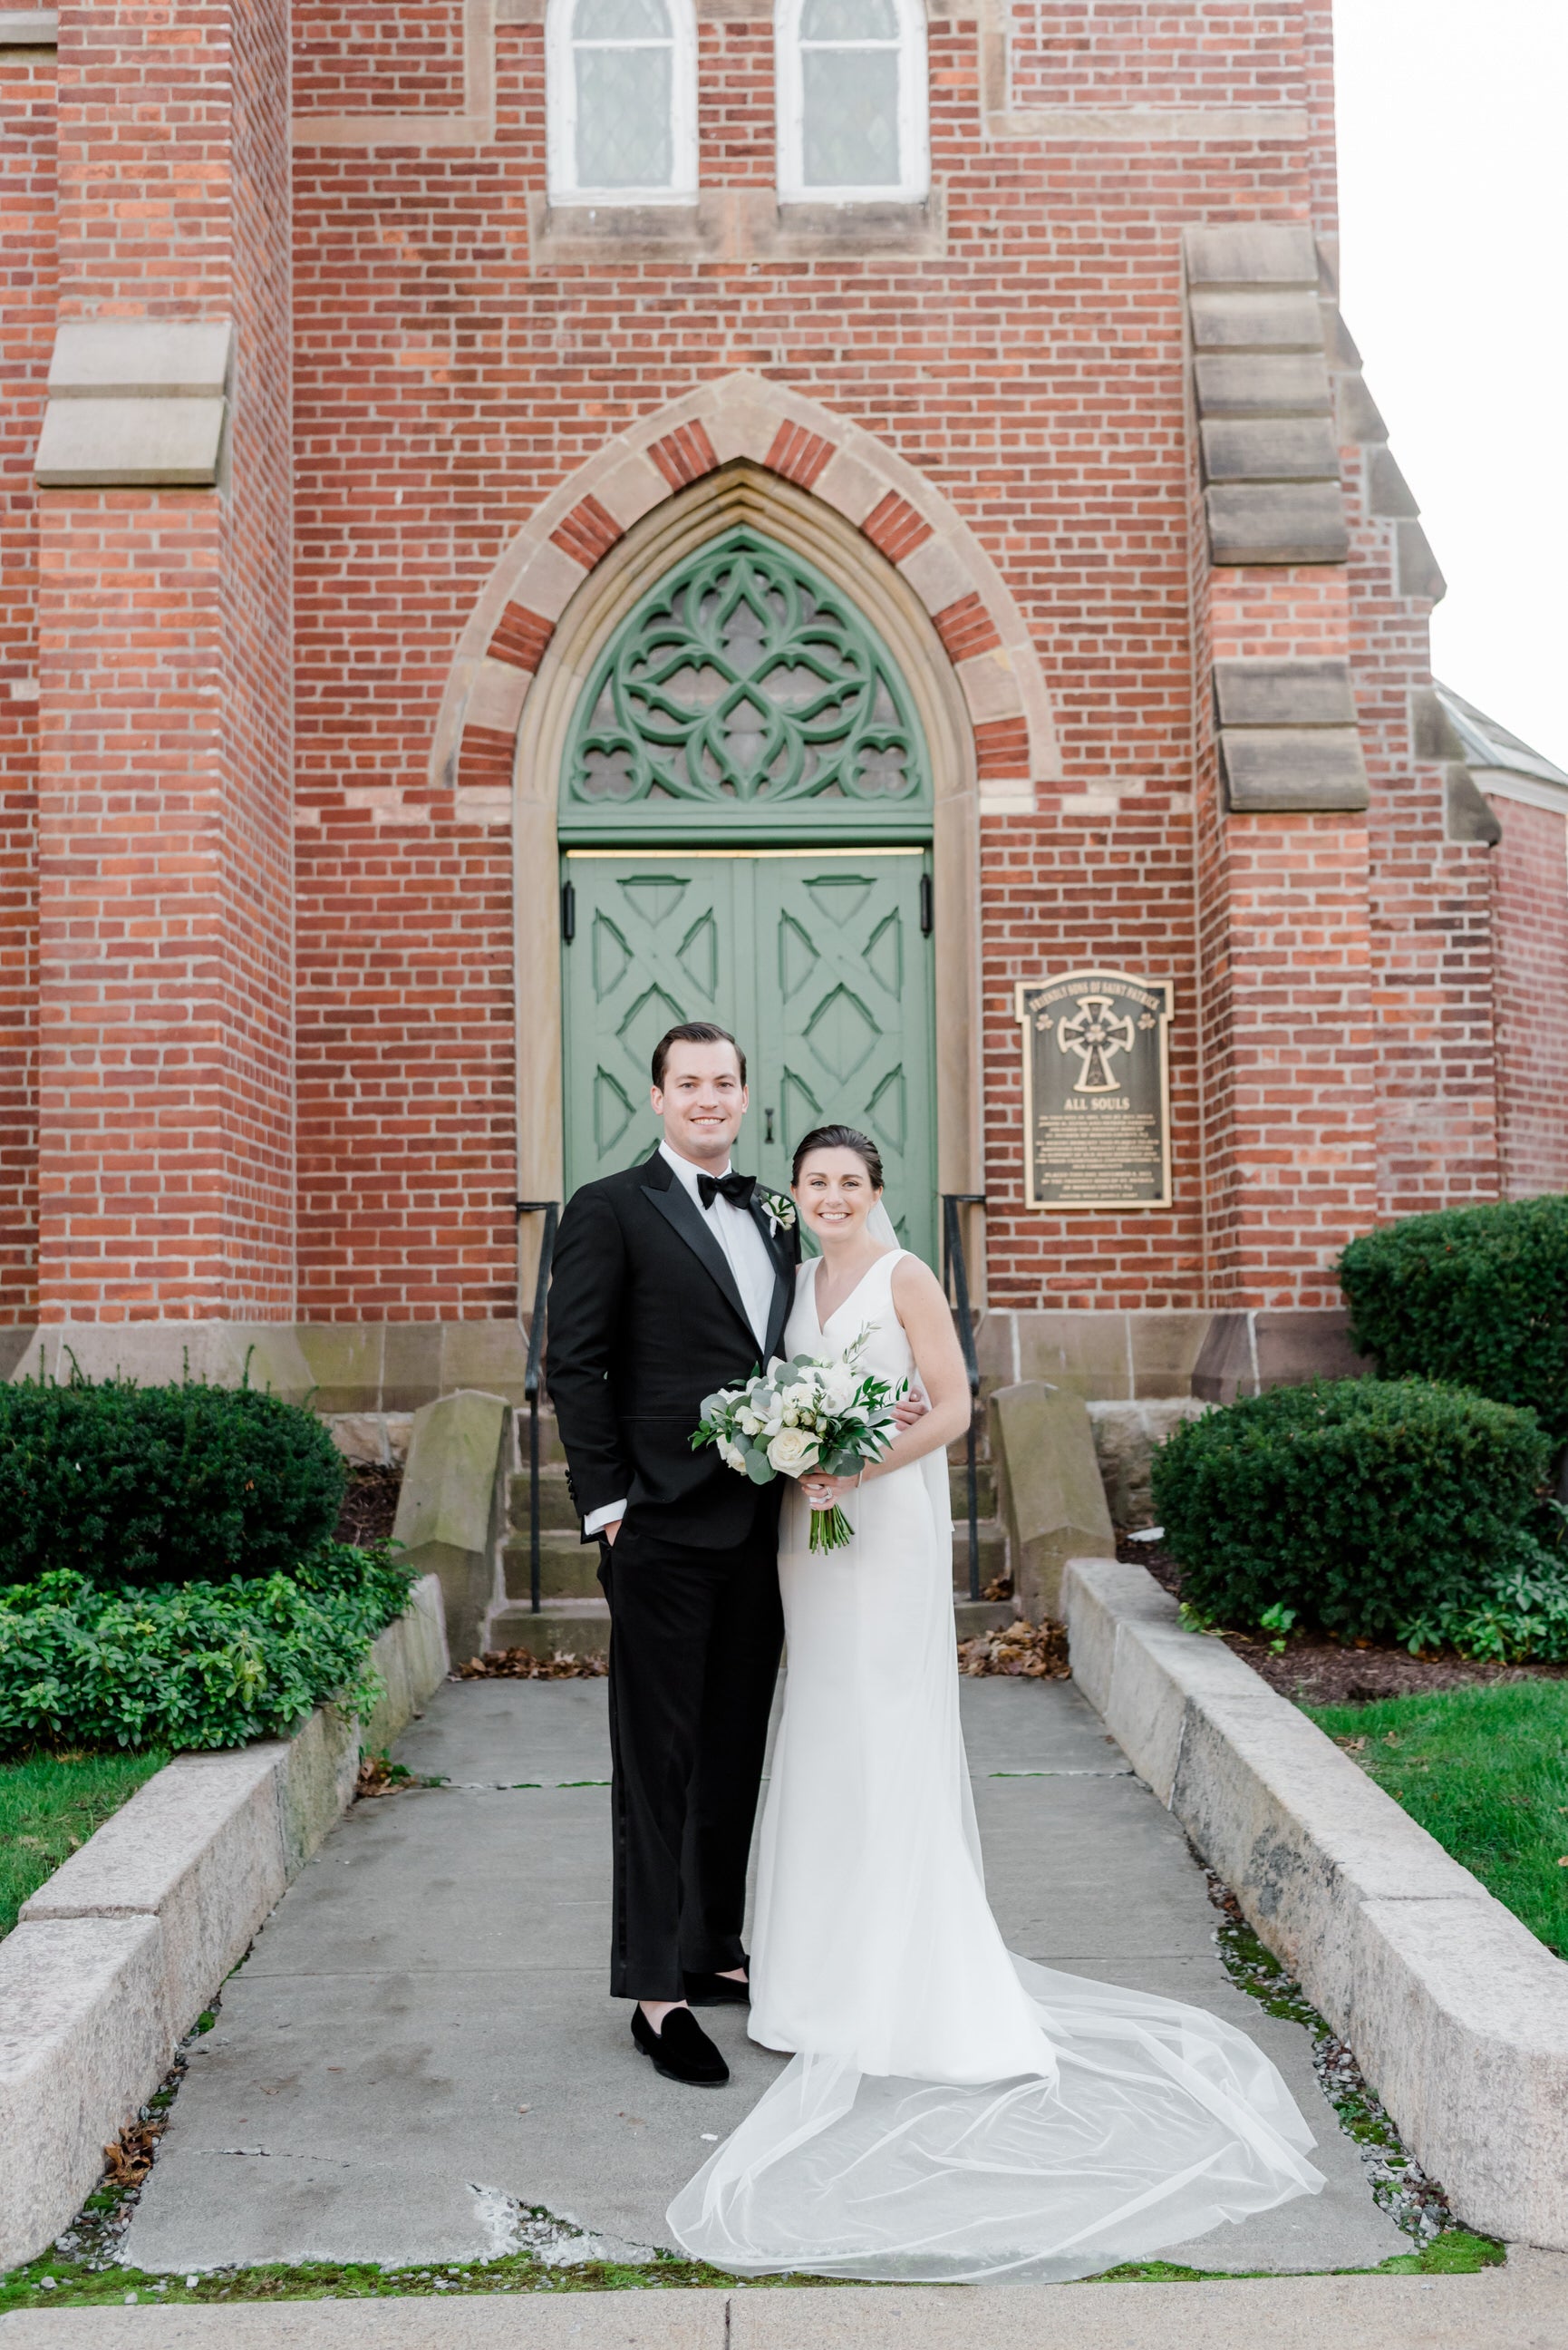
[{"left": 529, "top": 187, "right": 945, "bottom": 266}]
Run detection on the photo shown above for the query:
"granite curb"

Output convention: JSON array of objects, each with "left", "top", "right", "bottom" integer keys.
[
  {"left": 1061, "top": 1555, "right": 1568, "bottom": 2249},
  {"left": 0, "top": 1578, "right": 449, "bottom": 2271},
  {"left": 5, "top": 2255, "right": 1568, "bottom": 2350}
]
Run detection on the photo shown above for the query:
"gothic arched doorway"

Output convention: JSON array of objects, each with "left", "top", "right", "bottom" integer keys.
[{"left": 557, "top": 523, "right": 937, "bottom": 1258}]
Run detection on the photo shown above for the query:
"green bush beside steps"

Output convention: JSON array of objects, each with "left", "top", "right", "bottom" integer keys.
[
  {"left": 0, "top": 1543, "right": 415, "bottom": 1757},
  {"left": 0, "top": 1370, "right": 346, "bottom": 1589},
  {"left": 1150, "top": 1376, "right": 1565, "bottom": 1650},
  {"left": 1338, "top": 1194, "right": 1568, "bottom": 1442},
  {"left": 0, "top": 1368, "right": 408, "bottom": 1757}
]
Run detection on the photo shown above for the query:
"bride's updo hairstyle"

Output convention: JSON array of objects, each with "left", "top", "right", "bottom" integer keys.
[{"left": 790, "top": 1124, "right": 886, "bottom": 1191}]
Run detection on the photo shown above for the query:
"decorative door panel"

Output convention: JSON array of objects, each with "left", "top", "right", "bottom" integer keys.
[
  {"left": 562, "top": 857, "right": 752, "bottom": 1190},
  {"left": 753, "top": 855, "right": 935, "bottom": 1265},
  {"left": 563, "top": 850, "right": 935, "bottom": 1263}
]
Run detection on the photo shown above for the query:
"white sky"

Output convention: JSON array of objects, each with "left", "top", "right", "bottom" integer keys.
[{"left": 1331, "top": 0, "right": 1568, "bottom": 768}]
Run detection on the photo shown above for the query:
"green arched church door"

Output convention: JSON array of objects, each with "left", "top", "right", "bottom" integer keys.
[{"left": 558, "top": 529, "right": 938, "bottom": 1263}]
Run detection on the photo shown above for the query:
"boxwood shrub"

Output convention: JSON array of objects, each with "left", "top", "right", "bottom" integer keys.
[
  {"left": 1149, "top": 1377, "right": 1553, "bottom": 1639},
  {"left": 0, "top": 1541, "right": 415, "bottom": 1755},
  {"left": 0, "top": 1373, "right": 346, "bottom": 1588},
  {"left": 1338, "top": 1195, "right": 1568, "bottom": 1441}
]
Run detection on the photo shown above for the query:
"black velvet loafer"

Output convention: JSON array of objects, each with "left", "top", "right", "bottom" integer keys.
[
  {"left": 682, "top": 1966, "right": 750, "bottom": 2007},
  {"left": 632, "top": 2004, "right": 730, "bottom": 2086}
]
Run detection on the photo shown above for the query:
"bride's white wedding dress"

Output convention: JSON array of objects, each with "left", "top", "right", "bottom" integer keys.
[{"left": 667, "top": 1248, "right": 1323, "bottom": 2282}]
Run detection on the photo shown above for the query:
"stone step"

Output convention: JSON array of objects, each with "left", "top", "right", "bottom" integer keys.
[
  {"left": 502, "top": 1528, "right": 601, "bottom": 1602},
  {"left": 953, "top": 1598, "right": 1016, "bottom": 1641},
  {"left": 507, "top": 1463, "right": 578, "bottom": 1533},
  {"left": 951, "top": 1520, "right": 1008, "bottom": 1595},
  {"left": 483, "top": 1597, "right": 611, "bottom": 1662},
  {"left": 948, "top": 1456, "right": 996, "bottom": 1518},
  {"left": 510, "top": 1403, "right": 568, "bottom": 1467}
]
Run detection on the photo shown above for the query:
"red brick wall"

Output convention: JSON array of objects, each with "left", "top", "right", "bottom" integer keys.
[
  {"left": 34, "top": 0, "right": 295, "bottom": 1322},
  {"left": 0, "top": 44, "right": 54, "bottom": 1323},
  {"left": 13, "top": 0, "right": 1553, "bottom": 1330},
  {"left": 1491, "top": 796, "right": 1568, "bottom": 1197},
  {"left": 1008, "top": 2, "right": 1306, "bottom": 110},
  {"left": 292, "top": 2, "right": 1360, "bottom": 1317}
]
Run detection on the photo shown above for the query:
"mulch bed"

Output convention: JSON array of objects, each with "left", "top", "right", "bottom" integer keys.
[
  {"left": 335, "top": 1462, "right": 402, "bottom": 1547},
  {"left": 1117, "top": 1535, "right": 1568, "bottom": 1708}
]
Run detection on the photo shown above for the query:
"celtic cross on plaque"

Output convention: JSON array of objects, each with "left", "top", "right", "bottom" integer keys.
[{"left": 1055, "top": 995, "right": 1137, "bottom": 1093}]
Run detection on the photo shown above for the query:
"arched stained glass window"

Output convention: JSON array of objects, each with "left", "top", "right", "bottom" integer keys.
[
  {"left": 559, "top": 527, "right": 934, "bottom": 843},
  {"left": 776, "top": 0, "right": 928, "bottom": 204},
  {"left": 547, "top": 0, "right": 697, "bottom": 204}
]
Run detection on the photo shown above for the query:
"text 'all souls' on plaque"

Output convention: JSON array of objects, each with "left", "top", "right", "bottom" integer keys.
[{"left": 1014, "top": 971, "right": 1174, "bottom": 1210}]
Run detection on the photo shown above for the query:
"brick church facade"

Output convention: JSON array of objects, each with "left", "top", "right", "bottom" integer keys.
[{"left": 3, "top": 0, "right": 1565, "bottom": 1401}]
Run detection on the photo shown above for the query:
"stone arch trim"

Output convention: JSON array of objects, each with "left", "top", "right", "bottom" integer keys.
[
  {"left": 509, "top": 461, "right": 989, "bottom": 1211},
  {"left": 434, "top": 371, "right": 1060, "bottom": 818}
]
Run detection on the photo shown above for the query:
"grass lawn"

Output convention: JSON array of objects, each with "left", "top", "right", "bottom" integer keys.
[
  {"left": 0, "top": 1749, "right": 168, "bottom": 1939},
  {"left": 1306, "top": 1682, "right": 1568, "bottom": 1957}
]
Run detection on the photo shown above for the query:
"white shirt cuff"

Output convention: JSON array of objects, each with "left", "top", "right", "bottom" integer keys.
[{"left": 584, "top": 1500, "right": 626, "bottom": 1536}]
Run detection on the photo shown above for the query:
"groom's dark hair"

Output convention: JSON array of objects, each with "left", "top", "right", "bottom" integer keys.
[{"left": 651, "top": 1022, "right": 747, "bottom": 1091}]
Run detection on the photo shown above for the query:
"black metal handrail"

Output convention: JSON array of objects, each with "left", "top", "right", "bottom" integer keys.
[
  {"left": 941, "top": 1193, "right": 985, "bottom": 1603},
  {"left": 517, "top": 1199, "right": 560, "bottom": 1616}
]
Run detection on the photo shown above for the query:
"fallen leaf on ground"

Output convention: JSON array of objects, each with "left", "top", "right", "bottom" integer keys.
[
  {"left": 956, "top": 1618, "right": 1070, "bottom": 1680},
  {"left": 457, "top": 1647, "right": 608, "bottom": 1680}
]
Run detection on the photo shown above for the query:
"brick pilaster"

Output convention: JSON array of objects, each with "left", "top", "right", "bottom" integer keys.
[{"left": 34, "top": 0, "right": 294, "bottom": 1321}]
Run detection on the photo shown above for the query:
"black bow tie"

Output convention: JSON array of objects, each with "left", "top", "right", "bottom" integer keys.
[{"left": 697, "top": 1170, "right": 756, "bottom": 1211}]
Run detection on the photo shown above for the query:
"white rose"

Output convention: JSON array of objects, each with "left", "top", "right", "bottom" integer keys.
[
  {"left": 821, "top": 1364, "right": 855, "bottom": 1411},
  {"left": 716, "top": 1436, "right": 746, "bottom": 1472},
  {"left": 767, "top": 1426, "right": 820, "bottom": 1476},
  {"left": 737, "top": 1409, "right": 761, "bottom": 1436}
]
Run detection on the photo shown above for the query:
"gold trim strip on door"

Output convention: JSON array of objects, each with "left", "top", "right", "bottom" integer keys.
[{"left": 565, "top": 846, "right": 926, "bottom": 860}]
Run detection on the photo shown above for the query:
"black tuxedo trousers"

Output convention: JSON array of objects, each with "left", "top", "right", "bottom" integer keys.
[
  {"left": 547, "top": 1150, "right": 796, "bottom": 2000},
  {"left": 599, "top": 1511, "right": 783, "bottom": 1998}
]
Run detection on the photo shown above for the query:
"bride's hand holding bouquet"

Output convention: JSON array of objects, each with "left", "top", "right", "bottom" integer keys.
[{"left": 690, "top": 1327, "right": 905, "bottom": 1552}]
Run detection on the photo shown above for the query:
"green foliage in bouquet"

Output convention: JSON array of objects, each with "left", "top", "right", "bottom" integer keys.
[
  {"left": 1150, "top": 1377, "right": 1553, "bottom": 1642},
  {"left": 0, "top": 1369, "right": 347, "bottom": 1588},
  {"left": 0, "top": 1540, "right": 415, "bottom": 1756},
  {"left": 692, "top": 1336, "right": 904, "bottom": 1551},
  {"left": 1337, "top": 1195, "right": 1568, "bottom": 1440}
]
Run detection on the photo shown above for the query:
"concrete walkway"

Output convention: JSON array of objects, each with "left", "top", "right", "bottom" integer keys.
[{"left": 119, "top": 1675, "right": 1404, "bottom": 2276}]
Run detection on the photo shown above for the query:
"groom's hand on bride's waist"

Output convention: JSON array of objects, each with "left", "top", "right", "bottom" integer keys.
[{"left": 893, "top": 1391, "right": 930, "bottom": 1433}]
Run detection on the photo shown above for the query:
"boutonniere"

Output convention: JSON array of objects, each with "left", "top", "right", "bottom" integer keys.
[{"left": 760, "top": 1190, "right": 797, "bottom": 1237}]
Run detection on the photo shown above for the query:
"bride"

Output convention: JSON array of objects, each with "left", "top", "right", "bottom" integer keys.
[{"left": 667, "top": 1122, "right": 1323, "bottom": 2283}]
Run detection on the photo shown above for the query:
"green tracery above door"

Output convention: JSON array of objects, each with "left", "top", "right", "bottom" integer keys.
[{"left": 558, "top": 525, "right": 934, "bottom": 845}]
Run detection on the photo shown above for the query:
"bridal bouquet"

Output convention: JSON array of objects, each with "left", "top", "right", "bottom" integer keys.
[{"left": 691, "top": 1328, "right": 905, "bottom": 1552}]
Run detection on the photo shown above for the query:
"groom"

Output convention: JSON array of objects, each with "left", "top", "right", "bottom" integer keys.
[{"left": 546, "top": 1022, "right": 799, "bottom": 2088}]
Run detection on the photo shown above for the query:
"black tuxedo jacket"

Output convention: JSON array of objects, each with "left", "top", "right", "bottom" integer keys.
[{"left": 546, "top": 1149, "right": 799, "bottom": 1548}]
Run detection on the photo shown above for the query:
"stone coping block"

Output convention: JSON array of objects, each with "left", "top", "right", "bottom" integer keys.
[
  {"left": 2, "top": 1582, "right": 448, "bottom": 2270},
  {"left": 392, "top": 1393, "right": 511, "bottom": 1662},
  {"left": 47, "top": 321, "right": 232, "bottom": 400},
  {"left": 34, "top": 397, "right": 227, "bottom": 490},
  {"left": 0, "top": 1917, "right": 169, "bottom": 2272},
  {"left": 989, "top": 1383, "right": 1114, "bottom": 1618},
  {"left": 1060, "top": 1555, "right": 1568, "bottom": 2249},
  {"left": 22, "top": 1751, "right": 289, "bottom": 2043}
]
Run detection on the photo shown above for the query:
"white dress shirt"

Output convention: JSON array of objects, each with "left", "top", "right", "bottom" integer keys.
[{"left": 583, "top": 1141, "right": 779, "bottom": 1535}]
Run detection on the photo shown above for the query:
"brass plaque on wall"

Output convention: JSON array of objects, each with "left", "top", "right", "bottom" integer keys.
[{"left": 1015, "top": 970, "right": 1175, "bottom": 1210}]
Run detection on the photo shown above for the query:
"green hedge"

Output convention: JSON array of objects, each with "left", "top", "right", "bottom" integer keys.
[
  {"left": 1150, "top": 1377, "right": 1553, "bottom": 1640},
  {"left": 0, "top": 1374, "right": 346, "bottom": 1588},
  {"left": 0, "top": 1542, "right": 414, "bottom": 1755},
  {"left": 1338, "top": 1196, "right": 1568, "bottom": 1441}
]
